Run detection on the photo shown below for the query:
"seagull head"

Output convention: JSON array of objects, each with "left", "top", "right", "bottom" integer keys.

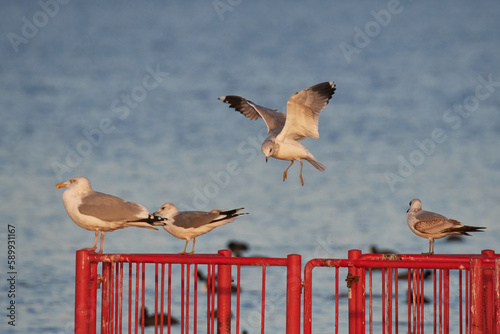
[
  {"left": 261, "top": 141, "right": 275, "bottom": 161},
  {"left": 407, "top": 198, "right": 422, "bottom": 213},
  {"left": 55, "top": 177, "right": 93, "bottom": 194},
  {"left": 153, "top": 202, "right": 179, "bottom": 219}
]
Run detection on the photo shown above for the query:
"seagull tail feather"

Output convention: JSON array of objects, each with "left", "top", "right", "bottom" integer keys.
[
  {"left": 306, "top": 158, "right": 326, "bottom": 172},
  {"left": 212, "top": 208, "right": 248, "bottom": 223},
  {"left": 127, "top": 215, "right": 167, "bottom": 228},
  {"left": 444, "top": 221, "right": 486, "bottom": 235}
]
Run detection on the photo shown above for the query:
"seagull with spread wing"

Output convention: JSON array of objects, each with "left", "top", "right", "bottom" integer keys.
[
  {"left": 219, "top": 81, "right": 336, "bottom": 186},
  {"left": 407, "top": 198, "right": 485, "bottom": 254}
]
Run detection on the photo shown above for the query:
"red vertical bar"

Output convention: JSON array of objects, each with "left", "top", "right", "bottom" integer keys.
[
  {"left": 470, "top": 258, "right": 484, "bottom": 334},
  {"left": 207, "top": 264, "right": 211, "bottom": 334},
  {"left": 75, "top": 250, "right": 92, "bottom": 334},
  {"left": 335, "top": 266, "right": 339, "bottom": 334},
  {"left": 382, "top": 269, "right": 386, "bottom": 334},
  {"left": 439, "top": 269, "right": 443, "bottom": 334},
  {"left": 102, "top": 262, "right": 111, "bottom": 334},
  {"left": 407, "top": 270, "right": 411, "bottom": 334},
  {"left": 134, "top": 263, "right": 139, "bottom": 334},
  {"left": 186, "top": 264, "right": 191, "bottom": 334},
  {"left": 459, "top": 270, "right": 463, "bottom": 334},
  {"left": 141, "top": 263, "right": 145, "bottom": 334},
  {"left": 217, "top": 250, "right": 232, "bottom": 334},
  {"left": 160, "top": 263, "right": 165, "bottom": 334},
  {"left": 466, "top": 269, "right": 469, "bottom": 334},
  {"left": 369, "top": 269, "right": 373, "bottom": 334},
  {"left": 168, "top": 263, "right": 172, "bottom": 334},
  {"left": 394, "top": 269, "right": 398, "bottom": 334},
  {"left": 181, "top": 264, "right": 185, "bottom": 334},
  {"left": 433, "top": 269, "right": 437, "bottom": 334},
  {"left": 286, "top": 254, "right": 301, "bottom": 334},
  {"left": 387, "top": 268, "right": 393, "bottom": 334},
  {"left": 193, "top": 264, "right": 198, "bottom": 334},
  {"left": 261, "top": 266, "right": 266, "bottom": 334},
  {"left": 495, "top": 259, "right": 500, "bottom": 334},
  {"left": 419, "top": 269, "right": 424, "bottom": 334},
  {"left": 155, "top": 263, "right": 159, "bottom": 334},
  {"left": 128, "top": 264, "right": 132, "bottom": 334},
  {"left": 236, "top": 265, "right": 241, "bottom": 334},
  {"left": 443, "top": 269, "right": 450, "bottom": 334},
  {"left": 482, "top": 253, "right": 494, "bottom": 333},
  {"left": 303, "top": 264, "right": 313, "bottom": 334},
  {"left": 348, "top": 249, "right": 363, "bottom": 334},
  {"left": 115, "top": 262, "right": 123, "bottom": 333},
  {"left": 209, "top": 264, "right": 216, "bottom": 334},
  {"left": 89, "top": 262, "right": 98, "bottom": 334}
]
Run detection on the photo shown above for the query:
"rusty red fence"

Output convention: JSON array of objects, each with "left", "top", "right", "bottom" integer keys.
[
  {"left": 75, "top": 249, "right": 500, "bottom": 333},
  {"left": 74, "top": 249, "right": 301, "bottom": 334},
  {"left": 303, "top": 249, "right": 500, "bottom": 334}
]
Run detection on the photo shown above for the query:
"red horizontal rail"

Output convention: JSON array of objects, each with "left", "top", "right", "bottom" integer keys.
[
  {"left": 86, "top": 252, "right": 289, "bottom": 266},
  {"left": 306, "top": 258, "right": 471, "bottom": 270}
]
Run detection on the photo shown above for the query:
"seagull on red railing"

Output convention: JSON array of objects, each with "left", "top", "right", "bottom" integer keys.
[
  {"left": 219, "top": 81, "right": 336, "bottom": 186},
  {"left": 55, "top": 177, "right": 165, "bottom": 253},
  {"left": 406, "top": 198, "right": 485, "bottom": 255},
  {"left": 134, "top": 203, "right": 247, "bottom": 255}
]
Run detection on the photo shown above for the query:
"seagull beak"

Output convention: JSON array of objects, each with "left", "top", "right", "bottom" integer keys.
[
  {"left": 406, "top": 207, "right": 410, "bottom": 213},
  {"left": 55, "top": 182, "right": 67, "bottom": 189},
  {"left": 152, "top": 211, "right": 160, "bottom": 215},
  {"left": 265, "top": 157, "right": 268, "bottom": 163}
]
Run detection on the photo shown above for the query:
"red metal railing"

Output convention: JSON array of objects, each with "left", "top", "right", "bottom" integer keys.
[
  {"left": 75, "top": 249, "right": 500, "bottom": 333},
  {"left": 74, "top": 249, "right": 301, "bottom": 334},
  {"left": 303, "top": 249, "right": 500, "bottom": 334}
]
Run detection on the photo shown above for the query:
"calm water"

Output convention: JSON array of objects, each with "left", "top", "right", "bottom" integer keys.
[{"left": 1, "top": 1, "right": 500, "bottom": 333}]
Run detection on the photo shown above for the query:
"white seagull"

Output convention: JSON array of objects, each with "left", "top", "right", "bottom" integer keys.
[
  {"left": 135, "top": 203, "right": 247, "bottom": 255},
  {"left": 55, "top": 177, "right": 165, "bottom": 253},
  {"left": 219, "top": 81, "right": 336, "bottom": 186},
  {"left": 407, "top": 198, "right": 485, "bottom": 254}
]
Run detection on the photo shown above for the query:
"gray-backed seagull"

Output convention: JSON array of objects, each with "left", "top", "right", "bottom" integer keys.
[
  {"left": 407, "top": 198, "right": 485, "bottom": 254},
  {"left": 134, "top": 203, "right": 247, "bottom": 255},
  {"left": 55, "top": 176, "right": 165, "bottom": 253},
  {"left": 219, "top": 81, "right": 336, "bottom": 186}
]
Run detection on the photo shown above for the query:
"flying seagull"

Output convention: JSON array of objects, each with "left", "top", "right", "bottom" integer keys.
[
  {"left": 407, "top": 198, "right": 485, "bottom": 254},
  {"left": 135, "top": 203, "right": 247, "bottom": 255},
  {"left": 219, "top": 81, "right": 336, "bottom": 186},
  {"left": 55, "top": 177, "right": 165, "bottom": 253}
]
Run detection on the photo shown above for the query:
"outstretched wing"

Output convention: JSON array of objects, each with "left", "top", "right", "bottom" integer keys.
[
  {"left": 219, "top": 95, "right": 286, "bottom": 134},
  {"left": 278, "top": 82, "right": 336, "bottom": 141}
]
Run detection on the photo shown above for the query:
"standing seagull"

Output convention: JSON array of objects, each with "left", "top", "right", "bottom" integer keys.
[
  {"left": 55, "top": 177, "right": 165, "bottom": 253},
  {"left": 219, "top": 81, "right": 336, "bottom": 186},
  {"left": 138, "top": 203, "right": 247, "bottom": 255},
  {"left": 406, "top": 198, "right": 485, "bottom": 254}
]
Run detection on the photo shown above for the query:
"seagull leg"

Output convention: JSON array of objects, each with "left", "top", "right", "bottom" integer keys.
[
  {"left": 91, "top": 230, "right": 99, "bottom": 252},
  {"left": 98, "top": 231, "right": 105, "bottom": 254},
  {"left": 422, "top": 239, "right": 434, "bottom": 255},
  {"left": 179, "top": 240, "right": 189, "bottom": 255},
  {"left": 187, "top": 238, "right": 196, "bottom": 255},
  {"left": 283, "top": 161, "right": 294, "bottom": 181},
  {"left": 299, "top": 160, "right": 304, "bottom": 186}
]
